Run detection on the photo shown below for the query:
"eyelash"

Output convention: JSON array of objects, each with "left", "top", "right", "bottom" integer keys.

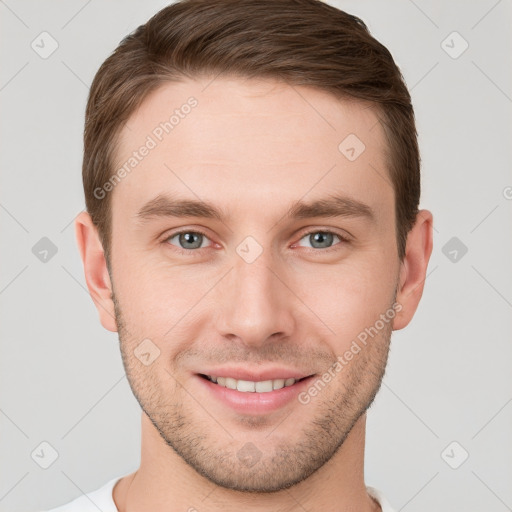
[{"left": 161, "top": 228, "right": 350, "bottom": 256}]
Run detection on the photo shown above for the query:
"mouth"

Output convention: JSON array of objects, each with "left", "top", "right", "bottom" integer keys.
[
  {"left": 195, "top": 371, "right": 317, "bottom": 414},
  {"left": 197, "top": 373, "right": 313, "bottom": 393}
]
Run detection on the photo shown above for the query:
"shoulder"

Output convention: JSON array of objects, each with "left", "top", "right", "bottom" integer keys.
[
  {"left": 40, "top": 474, "right": 125, "bottom": 512},
  {"left": 366, "top": 486, "right": 397, "bottom": 512}
]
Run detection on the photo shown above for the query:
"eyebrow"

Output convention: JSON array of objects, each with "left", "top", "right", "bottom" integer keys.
[{"left": 135, "top": 193, "right": 375, "bottom": 225}]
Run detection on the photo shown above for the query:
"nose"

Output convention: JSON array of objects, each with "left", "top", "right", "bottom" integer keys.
[{"left": 215, "top": 246, "right": 296, "bottom": 348}]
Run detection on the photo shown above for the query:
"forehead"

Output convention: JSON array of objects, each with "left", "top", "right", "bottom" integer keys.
[{"left": 111, "top": 77, "right": 392, "bottom": 220}]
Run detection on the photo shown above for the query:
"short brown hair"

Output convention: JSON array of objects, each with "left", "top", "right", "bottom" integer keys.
[{"left": 83, "top": 0, "right": 420, "bottom": 266}]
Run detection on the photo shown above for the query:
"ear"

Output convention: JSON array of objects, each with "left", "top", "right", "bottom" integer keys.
[
  {"left": 74, "top": 211, "right": 117, "bottom": 332},
  {"left": 393, "top": 209, "right": 434, "bottom": 330}
]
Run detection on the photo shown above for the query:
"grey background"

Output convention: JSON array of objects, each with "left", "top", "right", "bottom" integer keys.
[{"left": 1, "top": 1, "right": 511, "bottom": 511}]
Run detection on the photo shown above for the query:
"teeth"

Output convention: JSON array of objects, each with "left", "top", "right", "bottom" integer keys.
[
  {"left": 225, "top": 377, "right": 237, "bottom": 390},
  {"left": 206, "top": 375, "right": 298, "bottom": 393},
  {"left": 254, "top": 380, "right": 272, "bottom": 392},
  {"left": 272, "top": 379, "right": 285, "bottom": 390},
  {"left": 238, "top": 380, "right": 256, "bottom": 392}
]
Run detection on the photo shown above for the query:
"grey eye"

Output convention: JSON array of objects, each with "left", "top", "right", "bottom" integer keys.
[
  {"left": 168, "top": 231, "right": 208, "bottom": 250},
  {"left": 299, "top": 231, "right": 340, "bottom": 249}
]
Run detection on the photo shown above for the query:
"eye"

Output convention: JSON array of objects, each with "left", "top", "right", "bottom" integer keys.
[
  {"left": 295, "top": 229, "right": 348, "bottom": 251},
  {"left": 161, "top": 228, "right": 349, "bottom": 256},
  {"left": 164, "top": 230, "right": 212, "bottom": 252}
]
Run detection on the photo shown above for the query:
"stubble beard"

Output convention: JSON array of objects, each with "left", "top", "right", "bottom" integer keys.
[{"left": 112, "top": 288, "right": 393, "bottom": 493}]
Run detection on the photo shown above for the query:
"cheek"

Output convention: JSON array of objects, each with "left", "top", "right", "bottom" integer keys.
[
  {"left": 302, "top": 257, "right": 397, "bottom": 348},
  {"left": 113, "top": 256, "right": 221, "bottom": 347},
  {"left": 113, "top": 234, "right": 398, "bottom": 350}
]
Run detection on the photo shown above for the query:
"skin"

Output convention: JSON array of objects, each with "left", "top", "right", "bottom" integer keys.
[{"left": 76, "top": 77, "right": 433, "bottom": 512}]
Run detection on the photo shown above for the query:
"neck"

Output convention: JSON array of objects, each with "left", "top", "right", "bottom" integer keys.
[{"left": 113, "top": 413, "right": 381, "bottom": 512}]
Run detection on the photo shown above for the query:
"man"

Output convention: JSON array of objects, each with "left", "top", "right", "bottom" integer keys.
[{"left": 44, "top": 0, "right": 433, "bottom": 510}]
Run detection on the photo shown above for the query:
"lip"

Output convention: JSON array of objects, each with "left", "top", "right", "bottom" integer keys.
[
  {"left": 195, "top": 373, "right": 316, "bottom": 414},
  {"left": 196, "top": 367, "right": 312, "bottom": 381}
]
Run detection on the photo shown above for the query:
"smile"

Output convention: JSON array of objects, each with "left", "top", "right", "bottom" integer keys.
[{"left": 200, "top": 374, "right": 308, "bottom": 393}]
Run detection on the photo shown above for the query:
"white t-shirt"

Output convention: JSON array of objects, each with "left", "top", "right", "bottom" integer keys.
[{"left": 41, "top": 474, "right": 397, "bottom": 511}]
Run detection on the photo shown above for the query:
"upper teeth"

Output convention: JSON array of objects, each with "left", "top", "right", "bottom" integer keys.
[{"left": 207, "top": 375, "right": 297, "bottom": 393}]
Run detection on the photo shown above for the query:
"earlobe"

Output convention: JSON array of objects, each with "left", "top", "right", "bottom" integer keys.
[
  {"left": 74, "top": 211, "right": 118, "bottom": 332},
  {"left": 393, "top": 209, "right": 434, "bottom": 331}
]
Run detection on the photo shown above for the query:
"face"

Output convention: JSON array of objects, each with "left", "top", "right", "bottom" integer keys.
[{"left": 107, "top": 77, "right": 402, "bottom": 492}]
